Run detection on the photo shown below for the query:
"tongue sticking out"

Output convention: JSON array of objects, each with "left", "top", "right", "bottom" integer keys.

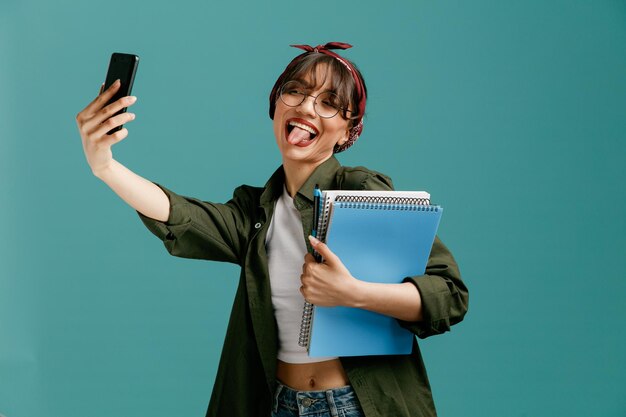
[{"left": 287, "top": 126, "right": 312, "bottom": 145}]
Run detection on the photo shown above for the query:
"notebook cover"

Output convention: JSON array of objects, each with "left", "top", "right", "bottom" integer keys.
[{"left": 308, "top": 204, "right": 443, "bottom": 357}]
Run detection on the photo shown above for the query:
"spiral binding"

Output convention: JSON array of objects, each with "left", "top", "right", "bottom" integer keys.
[
  {"left": 336, "top": 202, "right": 439, "bottom": 211},
  {"left": 334, "top": 195, "right": 431, "bottom": 206},
  {"left": 298, "top": 301, "right": 315, "bottom": 347}
]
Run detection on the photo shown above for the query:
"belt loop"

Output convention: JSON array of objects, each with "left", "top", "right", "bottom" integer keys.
[
  {"left": 273, "top": 382, "right": 283, "bottom": 413},
  {"left": 325, "top": 389, "right": 339, "bottom": 417}
]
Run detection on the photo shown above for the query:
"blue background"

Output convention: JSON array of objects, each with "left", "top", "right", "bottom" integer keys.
[{"left": 1, "top": 0, "right": 625, "bottom": 416}]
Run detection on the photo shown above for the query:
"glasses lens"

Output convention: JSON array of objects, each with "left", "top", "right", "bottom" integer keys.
[
  {"left": 314, "top": 91, "right": 341, "bottom": 118},
  {"left": 280, "top": 81, "right": 306, "bottom": 107},
  {"left": 279, "top": 81, "right": 343, "bottom": 118}
]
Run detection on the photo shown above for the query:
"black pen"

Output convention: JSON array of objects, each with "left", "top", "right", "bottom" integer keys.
[{"left": 312, "top": 184, "right": 322, "bottom": 262}]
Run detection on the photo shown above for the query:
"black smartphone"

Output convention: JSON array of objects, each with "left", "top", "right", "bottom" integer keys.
[{"left": 103, "top": 52, "right": 139, "bottom": 134}]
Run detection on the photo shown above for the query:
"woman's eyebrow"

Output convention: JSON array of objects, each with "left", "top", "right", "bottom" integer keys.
[
  {"left": 290, "top": 79, "right": 312, "bottom": 89},
  {"left": 296, "top": 80, "right": 339, "bottom": 94}
]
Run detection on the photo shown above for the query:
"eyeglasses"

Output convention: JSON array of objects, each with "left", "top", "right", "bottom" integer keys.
[{"left": 279, "top": 80, "right": 352, "bottom": 119}]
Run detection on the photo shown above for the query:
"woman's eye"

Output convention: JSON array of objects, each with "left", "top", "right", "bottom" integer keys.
[{"left": 321, "top": 97, "right": 340, "bottom": 109}]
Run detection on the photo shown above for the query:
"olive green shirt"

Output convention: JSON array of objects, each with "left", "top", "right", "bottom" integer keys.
[{"left": 139, "top": 156, "right": 469, "bottom": 417}]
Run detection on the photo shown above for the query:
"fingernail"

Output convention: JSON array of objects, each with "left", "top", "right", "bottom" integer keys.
[
  {"left": 114, "top": 79, "right": 121, "bottom": 86},
  {"left": 129, "top": 113, "right": 135, "bottom": 120},
  {"left": 129, "top": 96, "right": 137, "bottom": 102},
  {"left": 308, "top": 235, "right": 320, "bottom": 245}
]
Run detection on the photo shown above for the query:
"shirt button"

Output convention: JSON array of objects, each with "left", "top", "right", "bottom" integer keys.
[{"left": 254, "top": 222, "right": 262, "bottom": 229}]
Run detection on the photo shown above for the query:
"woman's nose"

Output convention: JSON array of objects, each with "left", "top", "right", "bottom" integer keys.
[{"left": 297, "top": 95, "right": 317, "bottom": 117}]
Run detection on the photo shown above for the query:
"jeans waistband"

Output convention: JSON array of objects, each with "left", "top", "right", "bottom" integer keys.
[{"left": 273, "top": 380, "right": 361, "bottom": 416}]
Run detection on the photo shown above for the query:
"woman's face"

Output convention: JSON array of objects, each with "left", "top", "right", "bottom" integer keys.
[{"left": 273, "top": 65, "right": 350, "bottom": 167}]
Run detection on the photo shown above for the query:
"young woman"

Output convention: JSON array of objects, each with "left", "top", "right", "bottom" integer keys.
[{"left": 76, "top": 42, "right": 469, "bottom": 417}]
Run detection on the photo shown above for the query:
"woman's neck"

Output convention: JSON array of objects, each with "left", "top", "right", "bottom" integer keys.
[{"left": 282, "top": 157, "right": 329, "bottom": 198}]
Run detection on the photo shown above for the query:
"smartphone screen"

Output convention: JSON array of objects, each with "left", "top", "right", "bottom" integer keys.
[{"left": 103, "top": 52, "right": 139, "bottom": 134}]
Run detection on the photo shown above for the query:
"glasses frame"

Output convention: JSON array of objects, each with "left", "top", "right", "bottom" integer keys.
[{"left": 278, "top": 81, "right": 356, "bottom": 119}]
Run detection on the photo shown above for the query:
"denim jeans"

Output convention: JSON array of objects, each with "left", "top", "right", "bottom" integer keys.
[{"left": 271, "top": 381, "right": 365, "bottom": 417}]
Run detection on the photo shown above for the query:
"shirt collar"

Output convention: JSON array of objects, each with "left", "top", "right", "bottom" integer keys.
[{"left": 260, "top": 166, "right": 285, "bottom": 207}]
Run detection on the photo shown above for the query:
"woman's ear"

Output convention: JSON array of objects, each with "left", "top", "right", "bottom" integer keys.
[{"left": 337, "top": 126, "right": 350, "bottom": 146}]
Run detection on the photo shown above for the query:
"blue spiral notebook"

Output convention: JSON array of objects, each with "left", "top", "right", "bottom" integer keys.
[{"left": 298, "top": 190, "right": 443, "bottom": 357}]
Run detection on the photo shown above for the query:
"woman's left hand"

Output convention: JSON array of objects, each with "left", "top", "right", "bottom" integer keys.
[{"left": 300, "top": 236, "right": 361, "bottom": 307}]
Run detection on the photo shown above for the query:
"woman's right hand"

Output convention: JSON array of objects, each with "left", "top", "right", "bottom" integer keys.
[{"left": 75, "top": 79, "right": 137, "bottom": 176}]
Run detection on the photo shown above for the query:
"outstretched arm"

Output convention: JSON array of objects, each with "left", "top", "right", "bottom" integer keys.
[{"left": 76, "top": 81, "right": 169, "bottom": 222}]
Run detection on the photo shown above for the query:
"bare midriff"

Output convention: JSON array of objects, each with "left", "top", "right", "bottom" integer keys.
[{"left": 277, "top": 359, "right": 350, "bottom": 391}]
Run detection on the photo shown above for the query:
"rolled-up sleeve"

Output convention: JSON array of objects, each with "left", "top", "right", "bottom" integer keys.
[
  {"left": 398, "top": 236, "right": 469, "bottom": 338},
  {"left": 137, "top": 183, "right": 255, "bottom": 265}
]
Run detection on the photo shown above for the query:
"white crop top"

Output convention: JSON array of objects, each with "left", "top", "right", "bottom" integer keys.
[{"left": 265, "top": 186, "right": 337, "bottom": 363}]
